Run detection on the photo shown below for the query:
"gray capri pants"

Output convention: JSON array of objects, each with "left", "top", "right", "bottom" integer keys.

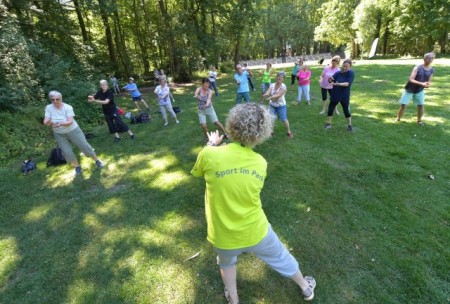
[
  {"left": 213, "top": 225, "right": 300, "bottom": 277},
  {"left": 53, "top": 127, "right": 96, "bottom": 163},
  {"left": 159, "top": 104, "right": 176, "bottom": 120}
]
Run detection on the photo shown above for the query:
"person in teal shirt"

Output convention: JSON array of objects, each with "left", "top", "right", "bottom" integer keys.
[
  {"left": 234, "top": 64, "right": 252, "bottom": 104},
  {"left": 291, "top": 58, "right": 302, "bottom": 85}
]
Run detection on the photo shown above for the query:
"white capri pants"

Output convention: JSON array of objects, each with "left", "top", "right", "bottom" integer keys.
[{"left": 213, "top": 225, "right": 300, "bottom": 277}]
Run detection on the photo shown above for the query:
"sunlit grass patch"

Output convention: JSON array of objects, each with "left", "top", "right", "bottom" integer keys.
[{"left": 0, "top": 237, "right": 20, "bottom": 286}]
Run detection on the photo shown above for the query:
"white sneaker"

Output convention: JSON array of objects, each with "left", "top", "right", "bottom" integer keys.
[
  {"left": 302, "top": 276, "right": 316, "bottom": 301},
  {"left": 164, "top": 122, "right": 168, "bottom": 126}
]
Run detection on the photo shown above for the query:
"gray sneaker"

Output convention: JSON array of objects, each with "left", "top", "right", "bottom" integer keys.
[{"left": 302, "top": 276, "right": 316, "bottom": 301}]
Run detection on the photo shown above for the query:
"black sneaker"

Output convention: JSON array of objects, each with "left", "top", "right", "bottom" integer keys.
[
  {"left": 114, "top": 137, "right": 121, "bottom": 143},
  {"left": 347, "top": 125, "right": 354, "bottom": 132},
  {"left": 95, "top": 160, "right": 104, "bottom": 169},
  {"left": 325, "top": 123, "right": 331, "bottom": 129},
  {"left": 130, "top": 134, "right": 135, "bottom": 140},
  {"left": 75, "top": 166, "right": 82, "bottom": 175}
]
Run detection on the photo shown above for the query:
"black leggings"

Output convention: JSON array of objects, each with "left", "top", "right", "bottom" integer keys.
[
  {"left": 291, "top": 74, "right": 297, "bottom": 85},
  {"left": 328, "top": 99, "right": 351, "bottom": 118},
  {"left": 105, "top": 112, "right": 129, "bottom": 133},
  {"left": 247, "top": 77, "right": 255, "bottom": 90}
]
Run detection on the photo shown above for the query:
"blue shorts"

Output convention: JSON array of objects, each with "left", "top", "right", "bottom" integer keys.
[
  {"left": 270, "top": 105, "right": 287, "bottom": 121},
  {"left": 132, "top": 96, "right": 142, "bottom": 102},
  {"left": 236, "top": 92, "right": 250, "bottom": 104},
  {"left": 399, "top": 90, "right": 425, "bottom": 106}
]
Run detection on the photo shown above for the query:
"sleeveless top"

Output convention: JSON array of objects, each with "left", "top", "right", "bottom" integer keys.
[
  {"left": 198, "top": 88, "right": 212, "bottom": 110},
  {"left": 262, "top": 69, "right": 271, "bottom": 83},
  {"left": 405, "top": 65, "right": 434, "bottom": 94}
]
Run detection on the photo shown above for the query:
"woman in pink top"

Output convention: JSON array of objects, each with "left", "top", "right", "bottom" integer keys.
[
  {"left": 319, "top": 56, "right": 341, "bottom": 114},
  {"left": 296, "top": 65, "right": 311, "bottom": 105}
]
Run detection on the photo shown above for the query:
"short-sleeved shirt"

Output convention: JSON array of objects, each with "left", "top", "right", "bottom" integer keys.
[
  {"left": 405, "top": 65, "right": 434, "bottom": 94},
  {"left": 123, "top": 83, "right": 141, "bottom": 98},
  {"left": 268, "top": 83, "right": 287, "bottom": 107},
  {"left": 191, "top": 143, "right": 269, "bottom": 249},
  {"left": 208, "top": 71, "right": 217, "bottom": 83},
  {"left": 262, "top": 70, "right": 271, "bottom": 83},
  {"left": 155, "top": 84, "right": 171, "bottom": 106},
  {"left": 234, "top": 71, "right": 250, "bottom": 93},
  {"left": 94, "top": 89, "right": 116, "bottom": 114},
  {"left": 197, "top": 88, "right": 212, "bottom": 110},
  {"left": 291, "top": 63, "right": 300, "bottom": 76},
  {"left": 44, "top": 103, "right": 79, "bottom": 134},
  {"left": 110, "top": 77, "right": 118, "bottom": 86},
  {"left": 320, "top": 66, "right": 340, "bottom": 89},
  {"left": 298, "top": 70, "right": 311, "bottom": 86},
  {"left": 330, "top": 69, "right": 355, "bottom": 102}
]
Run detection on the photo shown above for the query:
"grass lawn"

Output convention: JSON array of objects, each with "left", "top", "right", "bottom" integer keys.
[{"left": 0, "top": 59, "right": 449, "bottom": 303}]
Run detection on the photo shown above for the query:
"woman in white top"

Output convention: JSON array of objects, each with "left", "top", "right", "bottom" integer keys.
[
  {"left": 262, "top": 72, "right": 293, "bottom": 138},
  {"left": 154, "top": 76, "right": 179, "bottom": 126},
  {"left": 43, "top": 90, "right": 103, "bottom": 175}
]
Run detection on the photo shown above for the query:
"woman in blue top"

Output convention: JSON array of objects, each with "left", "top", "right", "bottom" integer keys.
[
  {"left": 325, "top": 59, "right": 355, "bottom": 132},
  {"left": 395, "top": 53, "right": 435, "bottom": 126}
]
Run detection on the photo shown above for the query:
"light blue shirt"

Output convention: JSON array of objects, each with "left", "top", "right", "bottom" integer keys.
[
  {"left": 234, "top": 71, "right": 250, "bottom": 93},
  {"left": 123, "top": 83, "right": 141, "bottom": 98}
]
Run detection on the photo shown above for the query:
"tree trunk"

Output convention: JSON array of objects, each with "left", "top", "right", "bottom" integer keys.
[
  {"left": 158, "top": 0, "right": 182, "bottom": 80},
  {"left": 234, "top": 33, "right": 241, "bottom": 65},
  {"left": 440, "top": 31, "right": 447, "bottom": 54},
  {"left": 73, "top": 0, "right": 89, "bottom": 43},
  {"left": 382, "top": 20, "right": 390, "bottom": 55},
  {"left": 97, "top": 0, "right": 117, "bottom": 69},
  {"left": 113, "top": 9, "right": 131, "bottom": 76},
  {"left": 132, "top": 0, "right": 150, "bottom": 75}
]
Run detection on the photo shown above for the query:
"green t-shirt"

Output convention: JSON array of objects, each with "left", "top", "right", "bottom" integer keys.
[
  {"left": 262, "top": 69, "right": 271, "bottom": 83},
  {"left": 191, "top": 143, "right": 269, "bottom": 249}
]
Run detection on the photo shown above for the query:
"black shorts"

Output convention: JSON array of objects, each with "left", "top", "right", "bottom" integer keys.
[{"left": 321, "top": 88, "right": 331, "bottom": 101}]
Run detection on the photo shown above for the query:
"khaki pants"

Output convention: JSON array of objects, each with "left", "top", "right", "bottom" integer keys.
[{"left": 54, "top": 127, "right": 96, "bottom": 163}]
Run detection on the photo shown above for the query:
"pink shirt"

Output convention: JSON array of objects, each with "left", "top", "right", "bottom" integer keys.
[
  {"left": 320, "top": 66, "right": 340, "bottom": 89},
  {"left": 297, "top": 70, "right": 311, "bottom": 86}
]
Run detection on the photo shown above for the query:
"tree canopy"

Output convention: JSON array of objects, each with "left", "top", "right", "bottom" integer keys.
[{"left": 0, "top": 0, "right": 448, "bottom": 105}]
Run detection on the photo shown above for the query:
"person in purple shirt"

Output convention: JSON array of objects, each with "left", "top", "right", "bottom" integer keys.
[
  {"left": 325, "top": 59, "right": 355, "bottom": 132},
  {"left": 319, "top": 56, "right": 341, "bottom": 115},
  {"left": 395, "top": 52, "right": 435, "bottom": 126},
  {"left": 122, "top": 77, "right": 150, "bottom": 111}
]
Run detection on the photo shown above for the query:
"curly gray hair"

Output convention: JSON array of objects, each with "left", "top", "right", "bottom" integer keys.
[{"left": 226, "top": 103, "right": 274, "bottom": 146}]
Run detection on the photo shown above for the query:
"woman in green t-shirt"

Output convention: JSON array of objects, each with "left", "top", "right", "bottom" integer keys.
[
  {"left": 259, "top": 63, "right": 272, "bottom": 102},
  {"left": 191, "top": 103, "right": 316, "bottom": 303}
]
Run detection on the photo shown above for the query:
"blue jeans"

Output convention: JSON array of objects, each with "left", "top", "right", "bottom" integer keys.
[
  {"left": 209, "top": 81, "right": 219, "bottom": 96},
  {"left": 270, "top": 104, "right": 288, "bottom": 121},
  {"left": 236, "top": 92, "right": 250, "bottom": 104}
]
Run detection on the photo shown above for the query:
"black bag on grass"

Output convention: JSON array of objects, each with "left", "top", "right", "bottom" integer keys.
[
  {"left": 138, "top": 112, "right": 150, "bottom": 123},
  {"left": 47, "top": 147, "right": 67, "bottom": 167},
  {"left": 173, "top": 107, "right": 181, "bottom": 113}
]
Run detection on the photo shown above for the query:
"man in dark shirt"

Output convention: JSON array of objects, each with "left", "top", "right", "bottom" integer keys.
[
  {"left": 88, "top": 80, "right": 135, "bottom": 143},
  {"left": 395, "top": 53, "right": 435, "bottom": 126},
  {"left": 325, "top": 59, "right": 355, "bottom": 132}
]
